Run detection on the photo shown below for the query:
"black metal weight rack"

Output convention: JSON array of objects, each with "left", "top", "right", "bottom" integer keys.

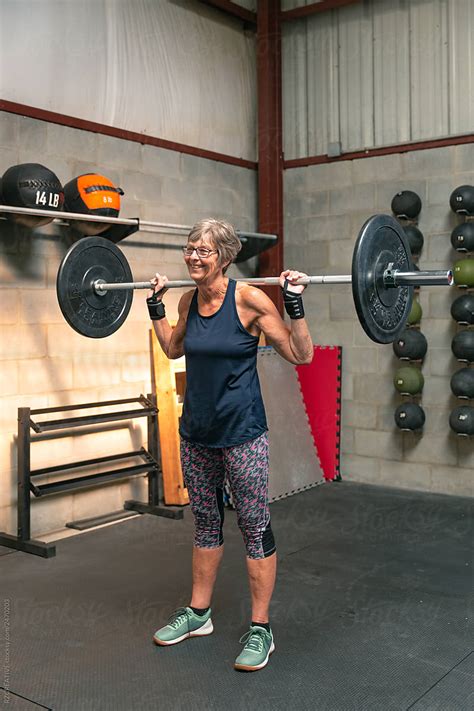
[{"left": 0, "top": 394, "right": 183, "bottom": 558}]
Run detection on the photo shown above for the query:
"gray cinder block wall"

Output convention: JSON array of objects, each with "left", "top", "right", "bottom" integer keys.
[
  {"left": 284, "top": 144, "right": 473, "bottom": 497},
  {"left": 0, "top": 112, "right": 258, "bottom": 537}
]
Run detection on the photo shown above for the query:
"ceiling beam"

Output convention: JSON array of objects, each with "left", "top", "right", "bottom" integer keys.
[{"left": 280, "top": 0, "right": 360, "bottom": 21}]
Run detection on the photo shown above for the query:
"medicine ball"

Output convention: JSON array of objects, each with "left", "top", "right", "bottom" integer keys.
[
  {"left": 450, "top": 222, "right": 474, "bottom": 252},
  {"left": 0, "top": 163, "right": 64, "bottom": 227},
  {"left": 449, "top": 185, "right": 474, "bottom": 215},
  {"left": 63, "top": 173, "right": 124, "bottom": 235},
  {"left": 403, "top": 225, "right": 424, "bottom": 255},
  {"left": 394, "top": 403, "right": 425, "bottom": 431},
  {"left": 449, "top": 406, "right": 474, "bottom": 436},
  {"left": 393, "top": 329, "right": 428, "bottom": 361},
  {"left": 391, "top": 190, "right": 422, "bottom": 219},
  {"left": 453, "top": 259, "right": 474, "bottom": 288},
  {"left": 407, "top": 299, "right": 422, "bottom": 325},
  {"left": 451, "top": 293, "right": 474, "bottom": 325},
  {"left": 393, "top": 366, "right": 424, "bottom": 395},
  {"left": 452, "top": 330, "right": 474, "bottom": 363},
  {"left": 450, "top": 368, "right": 474, "bottom": 399}
]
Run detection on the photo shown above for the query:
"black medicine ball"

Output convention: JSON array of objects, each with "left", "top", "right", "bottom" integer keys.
[
  {"left": 391, "top": 190, "right": 422, "bottom": 219},
  {"left": 393, "top": 329, "right": 428, "bottom": 361},
  {"left": 452, "top": 330, "right": 474, "bottom": 363},
  {"left": 0, "top": 163, "right": 64, "bottom": 227},
  {"left": 450, "top": 222, "right": 474, "bottom": 252},
  {"left": 394, "top": 403, "right": 425, "bottom": 431},
  {"left": 449, "top": 185, "right": 474, "bottom": 215},
  {"left": 450, "top": 368, "right": 474, "bottom": 399},
  {"left": 403, "top": 225, "right": 424, "bottom": 255},
  {"left": 451, "top": 293, "right": 474, "bottom": 325},
  {"left": 449, "top": 406, "right": 474, "bottom": 436}
]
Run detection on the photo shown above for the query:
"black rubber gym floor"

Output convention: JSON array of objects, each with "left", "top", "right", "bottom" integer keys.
[{"left": 1, "top": 481, "right": 472, "bottom": 711}]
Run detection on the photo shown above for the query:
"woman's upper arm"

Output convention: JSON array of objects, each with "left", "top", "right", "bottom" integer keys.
[
  {"left": 245, "top": 287, "right": 298, "bottom": 364},
  {"left": 168, "top": 290, "right": 193, "bottom": 359}
]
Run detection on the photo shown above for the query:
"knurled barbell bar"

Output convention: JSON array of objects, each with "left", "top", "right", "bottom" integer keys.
[{"left": 56, "top": 214, "right": 453, "bottom": 343}]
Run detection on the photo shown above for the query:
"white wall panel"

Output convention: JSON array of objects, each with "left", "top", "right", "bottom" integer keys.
[
  {"left": 0, "top": 0, "right": 257, "bottom": 160},
  {"left": 283, "top": 0, "right": 474, "bottom": 160}
]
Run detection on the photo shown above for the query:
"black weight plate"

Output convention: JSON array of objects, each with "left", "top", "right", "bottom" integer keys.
[
  {"left": 56, "top": 236, "right": 133, "bottom": 338},
  {"left": 352, "top": 214, "right": 414, "bottom": 344}
]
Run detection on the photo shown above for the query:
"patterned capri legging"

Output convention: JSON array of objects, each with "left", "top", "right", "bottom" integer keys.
[{"left": 180, "top": 432, "right": 276, "bottom": 560}]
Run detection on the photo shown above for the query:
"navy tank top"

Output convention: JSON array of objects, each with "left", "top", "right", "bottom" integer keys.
[{"left": 179, "top": 279, "right": 268, "bottom": 447}]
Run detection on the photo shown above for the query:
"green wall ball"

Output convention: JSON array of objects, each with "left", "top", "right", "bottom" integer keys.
[
  {"left": 407, "top": 300, "right": 422, "bottom": 325},
  {"left": 453, "top": 259, "right": 474, "bottom": 288},
  {"left": 393, "top": 366, "right": 424, "bottom": 395}
]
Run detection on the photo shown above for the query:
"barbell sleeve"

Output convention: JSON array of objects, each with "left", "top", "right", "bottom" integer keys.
[{"left": 93, "top": 268, "right": 452, "bottom": 294}]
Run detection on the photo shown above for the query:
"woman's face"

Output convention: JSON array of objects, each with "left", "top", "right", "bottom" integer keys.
[{"left": 184, "top": 234, "right": 222, "bottom": 284}]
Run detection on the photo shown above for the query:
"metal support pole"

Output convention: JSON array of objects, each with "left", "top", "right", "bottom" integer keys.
[{"left": 17, "top": 407, "right": 31, "bottom": 541}]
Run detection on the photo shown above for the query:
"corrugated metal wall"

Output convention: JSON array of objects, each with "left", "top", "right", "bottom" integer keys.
[{"left": 283, "top": 0, "right": 474, "bottom": 160}]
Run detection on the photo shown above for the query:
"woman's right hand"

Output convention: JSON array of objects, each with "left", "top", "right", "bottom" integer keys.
[{"left": 147, "top": 273, "right": 169, "bottom": 301}]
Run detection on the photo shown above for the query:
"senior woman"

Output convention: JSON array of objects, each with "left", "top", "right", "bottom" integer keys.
[{"left": 147, "top": 218, "right": 313, "bottom": 672}]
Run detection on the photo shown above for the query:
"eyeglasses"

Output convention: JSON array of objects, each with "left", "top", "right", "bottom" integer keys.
[{"left": 182, "top": 246, "right": 218, "bottom": 258}]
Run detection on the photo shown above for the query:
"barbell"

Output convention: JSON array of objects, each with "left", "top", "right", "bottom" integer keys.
[{"left": 56, "top": 214, "right": 453, "bottom": 343}]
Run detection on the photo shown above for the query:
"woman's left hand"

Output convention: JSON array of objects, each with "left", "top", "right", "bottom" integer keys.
[{"left": 279, "top": 269, "right": 308, "bottom": 294}]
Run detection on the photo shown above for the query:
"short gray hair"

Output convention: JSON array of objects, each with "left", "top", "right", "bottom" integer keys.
[{"left": 188, "top": 218, "right": 242, "bottom": 274}]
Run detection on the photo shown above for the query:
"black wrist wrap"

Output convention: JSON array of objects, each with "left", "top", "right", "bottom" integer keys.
[
  {"left": 282, "top": 279, "right": 305, "bottom": 320},
  {"left": 147, "top": 295, "right": 166, "bottom": 320}
]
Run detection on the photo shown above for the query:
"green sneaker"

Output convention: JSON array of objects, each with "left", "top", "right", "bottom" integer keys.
[
  {"left": 234, "top": 625, "right": 275, "bottom": 671},
  {"left": 153, "top": 607, "right": 213, "bottom": 646}
]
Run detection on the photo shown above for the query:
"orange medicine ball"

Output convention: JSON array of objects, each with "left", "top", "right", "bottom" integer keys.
[{"left": 63, "top": 173, "right": 124, "bottom": 235}]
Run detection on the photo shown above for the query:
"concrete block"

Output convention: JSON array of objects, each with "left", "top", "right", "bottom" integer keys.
[
  {"left": 330, "top": 293, "right": 359, "bottom": 322},
  {"left": 97, "top": 134, "right": 143, "bottom": 171},
  {"left": 421, "top": 319, "right": 456, "bottom": 348},
  {"left": 328, "top": 238, "right": 353, "bottom": 271},
  {"left": 421, "top": 375, "right": 452, "bottom": 406},
  {"left": 286, "top": 191, "right": 329, "bottom": 218},
  {"left": 46, "top": 388, "right": 100, "bottom": 410},
  {"left": 142, "top": 146, "right": 181, "bottom": 180},
  {"left": 427, "top": 290, "right": 455, "bottom": 319},
  {"left": 71, "top": 484, "right": 125, "bottom": 522},
  {"left": 424, "top": 348, "right": 452, "bottom": 377},
  {"left": 343, "top": 347, "right": 378, "bottom": 374},
  {"left": 354, "top": 428, "right": 404, "bottom": 461},
  {"left": 0, "top": 505, "right": 16, "bottom": 536},
  {"left": 180, "top": 154, "right": 217, "bottom": 184},
  {"left": 340, "top": 426, "right": 354, "bottom": 454},
  {"left": 353, "top": 373, "right": 396, "bottom": 402},
  {"left": 97, "top": 382, "right": 147, "bottom": 404},
  {"left": 375, "top": 180, "right": 426, "bottom": 213},
  {"left": 19, "top": 289, "right": 64, "bottom": 324},
  {"left": 30, "top": 436, "right": 77, "bottom": 471},
  {"left": 18, "top": 117, "right": 47, "bottom": 152},
  {"left": 312, "top": 319, "right": 355, "bottom": 348},
  {"left": 72, "top": 354, "right": 122, "bottom": 388},
  {"left": 0, "top": 289, "right": 19, "bottom": 324},
  {"left": 284, "top": 217, "right": 309, "bottom": 244},
  {"left": 70, "top": 161, "right": 121, "bottom": 190},
  {"left": 426, "top": 176, "right": 460, "bottom": 207},
  {"left": 423, "top": 408, "right": 455, "bottom": 435},
  {"left": 341, "top": 372, "right": 354, "bottom": 400},
  {"left": 19, "top": 357, "right": 73, "bottom": 395},
  {"left": 122, "top": 353, "right": 151, "bottom": 383},
  {"left": 419, "top": 205, "right": 456, "bottom": 234},
  {"left": 377, "top": 345, "right": 399, "bottom": 373},
  {"left": 329, "top": 183, "right": 376, "bottom": 215},
  {"left": 342, "top": 401, "right": 377, "bottom": 429},
  {"left": 454, "top": 143, "right": 474, "bottom": 174},
  {"left": 425, "top": 233, "right": 452, "bottom": 263},
  {"left": 0, "top": 253, "right": 47, "bottom": 289},
  {"left": 231, "top": 188, "right": 257, "bottom": 219},
  {"left": 403, "top": 432, "right": 457, "bottom": 466},
  {"left": 0, "top": 394, "right": 48, "bottom": 432},
  {"left": 457, "top": 437, "right": 474, "bottom": 470},
  {"left": 306, "top": 214, "right": 352, "bottom": 242},
  {"left": 306, "top": 161, "right": 352, "bottom": 190},
  {"left": 0, "top": 112, "right": 19, "bottom": 148},
  {"left": 430, "top": 464, "right": 473, "bottom": 497},
  {"left": 0, "top": 360, "right": 18, "bottom": 397},
  {"left": 284, "top": 168, "right": 307, "bottom": 195},
  {"left": 377, "top": 459, "right": 431, "bottom": 492},
  {"left": 30, "top": 493, "right": 74, "bottom": 538},
  {"left": 351, "top": 154, "right": 403, "bottom": 184},
  {"left": 402, "top": 147, "right": 453, "bottom": 178},
  {"left": 377, "top": 403, "right": 399, "bottom": 431},
  {"left": 46, "top": 124, "right": 98, "bottom": 164},
  {"left": 122, "top": 171, "right": 162, "bottom": 204},
  {"left": 0, "top": 146, "right": 19, "bottom": 174},
  {"left": 0, "top": 324, "right": 47, "bottom": 360},
  {"left": 340, "top": 453, "right": 380, "bottom": 484}
]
